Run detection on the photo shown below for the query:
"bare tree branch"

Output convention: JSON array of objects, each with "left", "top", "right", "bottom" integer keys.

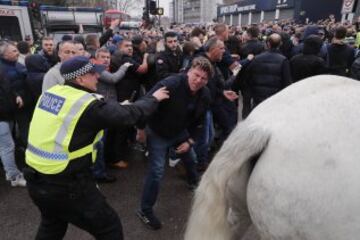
[{"left": 116, "top": 0, "right": 143, "bottom": 13}]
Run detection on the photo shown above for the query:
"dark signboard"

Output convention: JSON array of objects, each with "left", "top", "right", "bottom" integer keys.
[
  {"left": 218, "top": 0, "right": 256, "bottom": 16},
  {"left": 294, "top": 0, "right": 343, "bottom": 23},
  {"left": 218, "top": 0, "right": 295, "bottom": 16}
]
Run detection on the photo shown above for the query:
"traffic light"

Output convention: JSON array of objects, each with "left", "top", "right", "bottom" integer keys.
[
  {"left": 29, "top": 2, "right": 41, "bottom": 20},
  {"left": 156, "top": 7, "right": 164, "bottom": 16},
  {"left": 149, "top": 0, "right": 157, "bottom": 15}
]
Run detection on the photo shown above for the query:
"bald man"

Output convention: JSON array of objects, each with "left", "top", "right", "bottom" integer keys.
[{"left": 241, "top": 33, "right": 292, "bottom": 113}]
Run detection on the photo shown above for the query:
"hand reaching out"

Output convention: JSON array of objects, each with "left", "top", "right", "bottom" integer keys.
[
  {"left": 152, "top": 87, "right": 169, "bottom": 102},
  {"left": 223, "top": 90, "right": 239, "bottom": 102}
]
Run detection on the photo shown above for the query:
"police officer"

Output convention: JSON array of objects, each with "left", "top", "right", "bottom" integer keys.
[
  {"left": 156, "top": 31, "right": 184, "bottom": 81},
  {"left": 24, "top": 56, "right": 169, "bottom": 240}
]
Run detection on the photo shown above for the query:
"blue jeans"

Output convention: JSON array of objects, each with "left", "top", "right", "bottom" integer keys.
[
  {"left": 0, "top": 121, "right": 21, "bottom": 180},
  {"left": 140, "top": 127, "right": 198, "bottom": 214},
  {"left": 194, "top": 111, "right": 214, "bottom": 166},
  {"left": 92, "top": 135, "right": 106, "bottom": 178}
]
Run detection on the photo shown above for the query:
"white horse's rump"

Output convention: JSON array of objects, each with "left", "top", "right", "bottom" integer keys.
[
  {"left": 185, "top": 75, "right": 360, "bottom": 240},
  {"left": 185, "top": 122, "right": 270, "bottom": 240}
]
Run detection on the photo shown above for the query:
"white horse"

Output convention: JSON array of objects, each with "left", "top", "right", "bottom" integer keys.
[{"left": 185, "top": 75, "right": 360, "bottom": 240}]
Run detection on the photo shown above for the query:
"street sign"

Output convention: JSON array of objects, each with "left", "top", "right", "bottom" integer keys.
[{"left": 342, "top": 0, "right": 355, "bottom": 14}]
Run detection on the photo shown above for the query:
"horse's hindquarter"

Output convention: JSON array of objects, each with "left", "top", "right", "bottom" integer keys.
[{"left": 247, "top": 76, "right": 360, "bottom": 240}]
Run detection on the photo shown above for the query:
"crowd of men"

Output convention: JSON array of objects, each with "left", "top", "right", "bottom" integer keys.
[{"left": 1, "top": 15, "right": 360, "bottom": 234}]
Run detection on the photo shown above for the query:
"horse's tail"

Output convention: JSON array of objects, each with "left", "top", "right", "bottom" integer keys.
[{"left": 184, "top": 121, "right": 270, "bottom": 240}]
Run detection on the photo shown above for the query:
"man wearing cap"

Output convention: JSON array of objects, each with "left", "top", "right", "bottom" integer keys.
[{"left": 23, "top": 56, "right": 169, "bottom": 240}]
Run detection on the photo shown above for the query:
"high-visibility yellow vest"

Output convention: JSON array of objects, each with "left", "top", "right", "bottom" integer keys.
[
  {"left": 356, "top": 32, "right": 360, "bottom": 48},
  {"left": 26, "top": 85, "right": 103, "bottom": 174}
]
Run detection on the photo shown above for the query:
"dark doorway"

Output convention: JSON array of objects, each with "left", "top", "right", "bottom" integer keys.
[{"left": 0, "top": 16, "right": 22, "bottom": 41}]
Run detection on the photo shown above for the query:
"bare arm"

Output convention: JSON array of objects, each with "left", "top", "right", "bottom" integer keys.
[{"left": 136, "top": 53, "right": 149, "bottom": 74}]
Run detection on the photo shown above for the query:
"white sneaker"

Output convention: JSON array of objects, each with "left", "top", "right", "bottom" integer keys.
[
  {"left": 11, "top": 174, "right": 27, "bottom": 187},
  {"left": 169, "top": 158, "right": 181, "bottom": 168}
]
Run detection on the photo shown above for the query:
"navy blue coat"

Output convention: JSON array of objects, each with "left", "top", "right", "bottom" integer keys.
[
  {"left": 146, "top": 73, "right": 210, "bottom": 140},
  {"left": 0, "top": 64, "right": 17, "bottom": 120},
  {"left": 25, "top": 54, "right": 49, "bottom": 103},
  {"left": 0, "top": 58, "right": 29, "bottom": 118}
]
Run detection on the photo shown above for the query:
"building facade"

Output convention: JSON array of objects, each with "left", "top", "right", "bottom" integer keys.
[
  {"left": 201, "top": 0, "right": 218, "bottom": 23},
  {"left": 169, "top": 0, "right": 174, "bottom": 22},
  {"left": 170, "top": 0, "right": 217, "bottom": 23},
  {"left": 171, "top": 0, "right": 184, "bottom": 23},
  {"left": 183, "top": 0, "right": 201, "bottom": 23},
  {"left": 217, "top": 0, "right": 344, "bottom": 26}
]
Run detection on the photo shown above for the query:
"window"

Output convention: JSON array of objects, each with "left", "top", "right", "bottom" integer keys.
[{"left": 0, "top": 16, "right": 22, "bottom": 41}]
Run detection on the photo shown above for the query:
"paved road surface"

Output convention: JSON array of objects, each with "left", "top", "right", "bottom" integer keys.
[{"left": 0, "top": 150, "right": 259, "bottom": 240}]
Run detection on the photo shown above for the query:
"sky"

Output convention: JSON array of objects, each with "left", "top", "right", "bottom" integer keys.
[{"left": 159, "top": 0, "right": 170, "bottom": 16}]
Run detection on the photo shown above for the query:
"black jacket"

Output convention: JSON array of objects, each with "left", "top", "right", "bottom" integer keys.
[
  {"left": 327, "top": 43, "right": 355, "bottom": 77},
  {"left": 25, "top": 54, "right": 50, "bottom": 105},
  {"left": 240, "top": 39, "right": 265, "bottom": 59},
  {"left": 147, "top": 73, "right": 210, "bottom": 140},
  {"left": 110, "top": 51, "right": 142, "bottom": 101},
  {"left": 38, "top": 49, "right": 58, "bottom": 67},
  {"left": 0, "top": 58, "right": 29, "bottom": 119},
  {"left": 99, "top": 28, "right": 113, "bottom": 47},
  {"left": 244, "top": 49, "right": 292, "bottom": 107},
  {"left": 290, "top": 54, "right": 327, "bottom": 82},
  {"left": 0, "top": 64, "right": 17, "bottom": 121},
  {"left": 279, "top": 32, "right": 294, "bottom": 59},
  {"left": 156, "top": 47, "right": 183, "bottom": 81},
  {"left": 351, "top": 57, "right": 360, "bottom": 80},
  {"left": 39, "top": 82, "right": 159, "bottom": 177}
]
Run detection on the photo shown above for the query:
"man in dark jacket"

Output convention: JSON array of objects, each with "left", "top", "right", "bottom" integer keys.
[
  {"left": 244, "top": 33, "right": 292, "bottom": 111},
  {"left": 0, "top": 41, "right": 31, "bottom": 147},
  {"left": 137, "top": 57, "right": 212, "bottom": 230},
  {"left": 155, "top": 31, "right": 183, "bottom": 81},
  {"left": 192, "top": 38, "right": 239, "bottom": 171},
  {"left": 109, "top": 38, "right": 149, "bottom": 168},
  {"left": 38, "top": 36, "right": 58, "bottom": 67},
  {"left": 290, "top": 35, "right": 327, "bottom": 82},
  {"left": 240, "top": 25, "right": 265, "bottom": 59},
  {"left": 239, "top": 25, "right": 265, "bottom": 119},
  {"left": 24, "top": 56, "right": 169, "bottom": 240},
  {"left": 198, "top": 37, "right": 239, "bottom": 142},
  {"left": 111, "top": 38, "right": 149, "bottom": 102},
  {"left": 327, "top": 25, "right": 355, "bottom": 77},
  {"left": 25, "top": 54, "right": 50, "bottom": 108},
  {"left": 291, "top": 25, "right": 328, "bottom": 60},
  {"left": 0, "top": 42, "right": 27, "bottom": 187}
]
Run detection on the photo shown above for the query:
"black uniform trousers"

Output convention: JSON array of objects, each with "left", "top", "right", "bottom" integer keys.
[{"left": 24, "top": 168, "right": 123, "bottom": 240}]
